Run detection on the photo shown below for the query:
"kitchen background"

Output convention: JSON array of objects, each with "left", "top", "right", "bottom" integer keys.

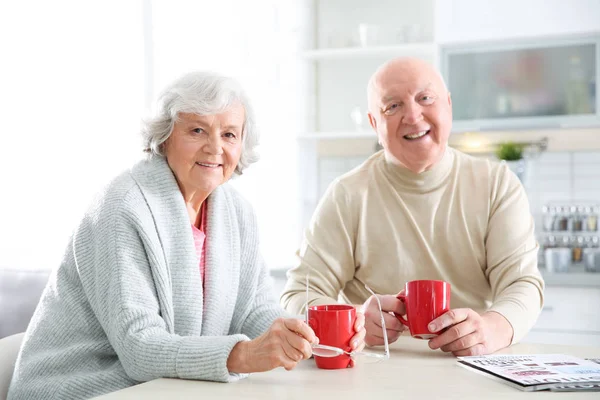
[{"left": 1, "top": 0, "right": 599, "bottom": 345}]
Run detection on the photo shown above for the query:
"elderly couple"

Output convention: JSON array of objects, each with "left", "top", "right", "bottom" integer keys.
[{"left": 8, "top": 57, "right": 544, "bottom": 399}]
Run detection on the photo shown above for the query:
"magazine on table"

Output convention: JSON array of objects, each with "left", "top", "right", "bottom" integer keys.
[{"left": 457, "top": 354, "right": 600, "bottom": 392}]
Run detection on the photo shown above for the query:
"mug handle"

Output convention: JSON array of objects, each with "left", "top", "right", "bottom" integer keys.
[{"left": 395, "top": 291, "right": 409, "bottom": 327}]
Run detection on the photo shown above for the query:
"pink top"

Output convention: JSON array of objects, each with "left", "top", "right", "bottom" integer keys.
[{"left": 191, "top": 202, "right": 207, "bottom": 285}]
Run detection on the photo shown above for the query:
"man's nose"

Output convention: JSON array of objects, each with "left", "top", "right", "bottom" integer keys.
[{"left": 400, "top": 103, "right": 423, "bottom": 125}]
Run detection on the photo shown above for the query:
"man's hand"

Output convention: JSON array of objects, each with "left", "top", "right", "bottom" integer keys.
[
  {"left": 427, "top": 309, "right": 514, "bottom": 356},
  {"left": 360, "top": 295, "right": 408, "bottom": 346}
]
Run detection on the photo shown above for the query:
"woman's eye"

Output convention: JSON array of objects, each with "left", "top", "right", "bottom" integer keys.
[
  {"left": 224, "top": 132, "right": 237, "bottom": 139},
  {"left": 192, "top": 128, "right": 204, "bottom": 134}
]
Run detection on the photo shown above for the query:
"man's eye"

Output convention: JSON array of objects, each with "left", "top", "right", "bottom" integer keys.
[
  {"left": 420, "top": 95, "right": 434, "bottom": 102},
  {"left": 384, "top": 104, "right": 399, "bottom": 115}
]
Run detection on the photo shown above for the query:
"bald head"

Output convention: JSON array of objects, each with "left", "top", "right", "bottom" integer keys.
[
  {"left": 367, "top": 57, "right": 448, "bottom": 112},
  {"left": 365, "top": 56, "right": 453, "bottom": 174}
]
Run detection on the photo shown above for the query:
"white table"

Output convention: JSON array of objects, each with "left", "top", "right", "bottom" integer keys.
[{"left": 95, "top": 336, "right": 600, "bottom": 399}]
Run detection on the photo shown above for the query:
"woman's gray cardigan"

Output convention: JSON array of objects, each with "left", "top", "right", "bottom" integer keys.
[{"left": 8, "top": 156, "right": 284, "bottom": 399}]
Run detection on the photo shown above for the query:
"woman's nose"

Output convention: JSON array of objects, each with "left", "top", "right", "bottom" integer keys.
[{"left": 203, "top": 135, "right": 223, "bottom": 155}]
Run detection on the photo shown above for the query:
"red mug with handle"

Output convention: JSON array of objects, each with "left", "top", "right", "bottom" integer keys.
[
  {"left": 395, "top": 280, "right": 451, "bottom": 339},
  {"left": 308, "top": 305, "right": 356, "bottom": 369}
]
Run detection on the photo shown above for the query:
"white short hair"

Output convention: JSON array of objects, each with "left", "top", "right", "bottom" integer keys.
[{"left": 141, "top": 71, "right": 259, "bottom": 175}]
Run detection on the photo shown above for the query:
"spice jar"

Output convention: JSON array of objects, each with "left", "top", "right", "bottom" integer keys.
[
  {"left": 572, "top": 236, "right": 584, "bottom": 263},
  {"left": 555, "top": 207, "right": 569, "bottom": 231},
  {"left": 569, "top": 207, "right": 583, "bottom": 231},
  {"left": 586, "top": 207, "right": 598, "bottom": 232},
  {"left": 542, "top": 206, "right": 555, "bottom": 232}
]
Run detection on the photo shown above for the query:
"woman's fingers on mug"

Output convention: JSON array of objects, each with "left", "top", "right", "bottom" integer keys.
[
  {"left": 350, "top": 326, "right": 366, "bottom": 351},
  {"left": 281, "top": 337, "right": 305, "bottom": 364},
  {"left": 284, "top": 318, "right": 318, "bottom": 344},
  {"left": 354, "top": 311, "right": 365, "bottom": 332},
  {"left": 284, "top": 328, "right": 313, "bottom": 360}
]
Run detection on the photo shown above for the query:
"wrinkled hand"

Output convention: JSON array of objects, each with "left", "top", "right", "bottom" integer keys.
[
  {"left": 360, "top": 295, "right": 407, "bottom": 346},
  {"left": 427, "top": 309, "right": 514, "bottom": 356},
  {"left": 227, "top": 318, "right": 317, "bottom": 373},
  {"left": 348, "top": 311, "right": 366, "bottom": 367}
]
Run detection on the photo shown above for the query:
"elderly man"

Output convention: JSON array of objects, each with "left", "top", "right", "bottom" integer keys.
[{"left": 281, "top": 57, "right": 544, "bottom": 356}]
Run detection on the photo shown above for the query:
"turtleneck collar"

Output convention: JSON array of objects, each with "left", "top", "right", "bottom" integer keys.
[{"left": 379, "top": 146, "right": 455, "bottom": 193}]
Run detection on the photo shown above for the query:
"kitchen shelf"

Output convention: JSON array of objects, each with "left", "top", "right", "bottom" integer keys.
[
  {"left": 540, "top": 231, "right": 599, "bottom": 236},
  {"left": 301, "top": 42, "right": 436, "bottom": 60},
  {"left": 541, "top": 266, "right": 600, "bottom": 287},
  {"left": 298, "top": 131, "right": 376, "bottom": 140}
]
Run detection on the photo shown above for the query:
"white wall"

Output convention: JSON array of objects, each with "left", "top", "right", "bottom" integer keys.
[
  {"left": 0, "top": 1, "right": 145, "bottom": 270},
  {"left": 436, "top": 0, "right": 600, "bottom": 43},
  {"left": 151, "top": 0, "right": 310, "bottom": 269}
]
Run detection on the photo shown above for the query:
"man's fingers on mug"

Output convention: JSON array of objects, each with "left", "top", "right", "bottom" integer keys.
[
  {"left": 452, "top": 343, "right": 486, "bottom": 357},
  {"left": 428, "top": 308, "right": 470, "bottom": 333},
  {"left": 379, "top": 295, "right": 405, "bottom": 315},
  {"left": 440, "top": 331, "right": 480, "bottom": 353},
  {"left": 377, "top": 312, "right": 404, "bottom": 332},
  {"left": 364, "top": 333, "right": 385, "bottom": 346}
]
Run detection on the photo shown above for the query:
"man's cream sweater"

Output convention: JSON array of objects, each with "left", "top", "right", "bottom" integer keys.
[{"left": 281, "top": 147, "right": 544, "bottom": 343}]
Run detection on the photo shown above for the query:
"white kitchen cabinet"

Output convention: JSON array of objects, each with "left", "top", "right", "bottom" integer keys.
[
  {"left": 297, "top": 0, "right": 436, "bottom": 230},
  {"left": 523, "top": 330, "right": 600, "bottom": 347},
  {"left": 522, "top": 286, "right": 600, "bottom": 346},
  {"left": 440, "top": 34, "right": 600, "bottom": 132}
]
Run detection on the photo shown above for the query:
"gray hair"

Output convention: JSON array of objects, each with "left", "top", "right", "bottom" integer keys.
[{"left": 141, "top": 71, "right": 259, "bottom": 175}]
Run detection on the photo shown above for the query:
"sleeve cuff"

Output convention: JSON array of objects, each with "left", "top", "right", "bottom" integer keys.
[
  {"left": 176, "top": 334, "right": 250, "bottom": 382},
  {"left": 487, "top": 302, "right": 534, "bottom": 345}
]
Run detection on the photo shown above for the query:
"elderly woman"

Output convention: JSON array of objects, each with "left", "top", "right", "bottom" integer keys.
[{"left": 9, "top": 72, "right": 366, "bottom": 400}]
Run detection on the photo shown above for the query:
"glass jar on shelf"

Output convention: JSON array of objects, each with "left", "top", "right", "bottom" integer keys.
[
  {"left": 583, "top": 236, "right": 600, "bottom": 272},
  {"left": 585, "top": 206, "right": 599, "bottom": 231},
  {"left": 554, "top": 206, "right": 569, "bottom": 231},
  {"left": 571, "top": 235, "right": 584, "bottom": 263},
  {"left": 542, "top": 205, "right": 556, "bottom": 232},
  {"left": 568, "top": 206, "right": 583, "bottom": 231}
]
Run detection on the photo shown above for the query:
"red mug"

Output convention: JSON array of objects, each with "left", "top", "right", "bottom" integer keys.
[
  {"left": 395, "top": 280, "right": 451, "bottom": 339},
  {"left": 307, "top": 305, "right": 356, "bottom": 369}
]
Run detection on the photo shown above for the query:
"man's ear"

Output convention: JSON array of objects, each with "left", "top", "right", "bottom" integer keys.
[
  {"left": 368, "top": 112, "right": 377, "bottom": 131},
  {"left": 447, "top": 91, "right": 452, "bottom": 107}
]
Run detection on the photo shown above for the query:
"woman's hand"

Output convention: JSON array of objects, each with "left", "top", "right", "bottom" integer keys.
[
  {"left": 348, "top": 311, "right": 366, "bottom": 367},
  {"left": 227, "top": 318, "right": 318, "bottom": 373}
]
